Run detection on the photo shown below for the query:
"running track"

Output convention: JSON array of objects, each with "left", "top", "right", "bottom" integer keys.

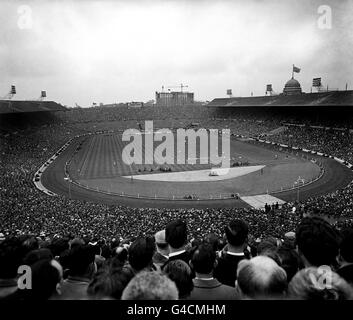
[{"left": 41, "top": 135, "right": 353, "bottom": 209}]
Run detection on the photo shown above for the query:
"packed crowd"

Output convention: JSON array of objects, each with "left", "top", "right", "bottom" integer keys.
[
  {"left": 269, "top": 126, "right": 353, "bottom": 164},
  {"left": 1, "top": 111, "right": 353, "bottom": 240},
  {"left": 267, "top": 125, "right": 353, "bottom": 222},
  {"left": 58, "top": 104, "right": 215, "bottom": 124},
  {"left": 1, "top": 107, "right": 353, "bottom": 300},
  {"left": 1, "top": 217, "right": 353, "bottom": 300}
]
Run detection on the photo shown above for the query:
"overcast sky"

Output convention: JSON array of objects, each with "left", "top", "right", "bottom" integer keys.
[{"left": 0, "top": 0, "right": 352, "bottom": 107}]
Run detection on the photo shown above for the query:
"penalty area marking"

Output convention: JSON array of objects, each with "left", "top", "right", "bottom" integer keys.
[{"left": 122, "top": 165, "right": 265, "bottom": 182}]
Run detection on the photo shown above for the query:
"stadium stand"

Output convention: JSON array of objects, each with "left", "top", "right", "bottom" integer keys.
[
  {"left": 207, "top": 90, "right": 353, "bottom": 107},
  {"left": 1, "top": 104, "right": 353, "bottom": 300},
  {"left": 0, "top": 100, "right": 67, "bottom": 114}
]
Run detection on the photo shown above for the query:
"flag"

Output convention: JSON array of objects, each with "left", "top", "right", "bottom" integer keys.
[
  {"left": 293, "top": 65, "right": 301, "bottom": 73},
  {"left": 266, "top": 84, "right": 272, "bottom": 92}
]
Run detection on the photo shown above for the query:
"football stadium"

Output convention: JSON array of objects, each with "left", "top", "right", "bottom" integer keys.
[
  {"left": 2, "top": 72, "right": 353, "bottom": 302},
  {"left": 2, "top": 0, "right": 353, "bottom": 305}
]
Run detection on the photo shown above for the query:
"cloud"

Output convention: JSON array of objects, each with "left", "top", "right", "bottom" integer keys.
[{"left": 0, "top": 0, "right": 352, "bottom": 105}]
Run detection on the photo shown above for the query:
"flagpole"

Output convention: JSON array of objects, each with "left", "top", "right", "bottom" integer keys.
[{"left": 292, "top": 64, "right": 294, "bottom": 79}]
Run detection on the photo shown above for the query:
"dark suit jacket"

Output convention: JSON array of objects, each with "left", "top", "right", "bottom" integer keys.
[
  {"left": 188, "top": 278, "right": 239, "bottom": 300},
  {"left": 168, "top": 250, "right": 192, "bottom": 264},
  {"left": 214, "top": 252, "right": 247, "bottom": 287},
  {"left": 51, "top": 276, "right": 90, "bottom": 300},
  {"left": 337, "top": 264, "right": 353, "bottom": 284},
  {"left": 153, "top": 251, "right": 169, "bottom": 268},
  {"left": 163, "top": 250, "right": 193, "bottom": 270}
]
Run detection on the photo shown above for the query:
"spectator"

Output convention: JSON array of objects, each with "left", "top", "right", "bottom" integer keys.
[
  {"left": 204, "top": 233, "right": 224, "bottom": 253},
  {"left": 296, "top": 217, "right": 340, "bottom": 268},
  {"left": 87, "top": 263, "right": 134, "bottom": 300},
  {"left": 277, "top": 246, "right": 300, "bottom": 282},
  {"left": 236, "top": 256, "right": 287, "bottom": 300},
  {"left": 23, "top": 259, "right": 63, "bottom": 300},
  {"left": 163, "top": 259, "right": 194, "bottom": 299},
  {"left": 257, "top": 237, "right": 282, "bottom": 266},
  {"left": 52, "top": 245, "right": 96, "bottom": 300},
  {"left": 0, "top": 238, "right": 23, "bottom": 299},
  {"left": 214, "top": 219, "right": 249, "bottom": 287},
  {"left": 153, "top": 230, "right": 169, "bottom": 268},
  {"left": 288, "top": 267, "right": 353, "bottom": 300},
  {"left": 337, "top": 228, "right": 353, "bottom": 284},
  {"left": 21, "top": 236, "right": 39, "bottom": 256},
  {"left": 164, "top": 220, "right": 191, "bottom": 265},
  {"left": 23, "top": 248, "right": 53, "bottom": 266},
  {"left": 121, "top": 271, "right": 178, "bottom": 300},
  {"left": 49, "top": 237, "right": 70, "bottom": 260},
  {"left": 127, "top": 237, "right": 156, "bottom": 274},
  {"left": 112, "top": 246, "right": 129, "bottom": 266},
  {"left": 189, "top": 243, "right": 238, "bottom": 300}
]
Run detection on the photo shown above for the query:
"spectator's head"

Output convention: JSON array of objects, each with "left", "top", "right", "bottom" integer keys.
[
  {"left": 165, "top": 219, "right": 187, "bottom": 251},
  {"left": 284, "top": 231, "right": 296, "bottom": 249},
  {"left": 21, "top": 236, "right": 39, "bottom": 256},
  {"left": 100, "top": 245, "right": 111, "bottom": 260},
  {"left": 163, "top": 259, "right": 193, "bottom": 299},
  {"left": 87, "top": 264, "right": 134, "bottom": 300},
  {"left": 27, "top": 259, "right": 63, "bottom": 300},
  {"left": 204, "top": 233, "right": 221, "bottom": 252},
  {"left": 296, "top": 217, "right": 339, "bottom": 267},
  {"left": 225, "top": 219, "right": 248, "bottom": 248},
  {"left": 257, "top": 237, "right": 280, "bottom": 255},
  {"left": 70, "top": 238, "right": 85, "bottom": 249},
  {"left": 23, "top": 248, "right": 53, "bottom": 266},
  {"left": 257, "top": 237, "right": 282, "bottom": 266},
  {"left": 288, "top": 267, "right": 353, "bottom": 300},
  {"left": 277, "top": 247, "right": 300, "bottom": 282},
  {"left": 190, "top": 243, "right": 216, "bottom": 275},
  {"left": 236, "top": 256, "right": 287, "bottom": 299},
  {"left": 0, "top": 237, "right": 23, "bottom": 280},
  {"left": 339, "top": 227, "right": 353, "bottom": 264},
  {"left": 49, "top": 237, "right": 70, "bottom": 258},
  {"left": 67, "top": 245, "right": 96, "bottom": 278},
  {"left": 114, "top": 246, "right": 128, "bottom": 263},
  {"left": 154, "top": 230, "right": 169, "bottom": 256},
  {"left": 128, "top": 237, "right": 155, "bottom": 273},
  {"left": 121, "top": 271, "right": 178, "bottom": 300}
]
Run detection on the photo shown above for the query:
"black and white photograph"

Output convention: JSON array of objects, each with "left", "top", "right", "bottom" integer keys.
[{"left": 1, "top": 0, "right": 353, "bottom": 313}]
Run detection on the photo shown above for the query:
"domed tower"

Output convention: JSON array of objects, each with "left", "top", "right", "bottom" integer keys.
[{"left": 283, "top": 77, "right": 302, "bottom": 95}]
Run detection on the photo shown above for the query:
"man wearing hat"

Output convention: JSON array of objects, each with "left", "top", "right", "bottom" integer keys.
[{"left": 153, "top": 230, "right": 169, "bottom": 268}]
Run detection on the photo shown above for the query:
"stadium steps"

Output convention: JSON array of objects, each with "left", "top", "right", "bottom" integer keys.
[{"left": 240, "top": 194, "right": 286, "bottom": 209}]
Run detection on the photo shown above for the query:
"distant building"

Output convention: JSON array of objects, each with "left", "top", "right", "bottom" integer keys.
[
  {"left": 155, "top": 91, "right": 194, "bottom": 107},
  {"left": 283, "top": 77, "right": 302, "bottom": 95}
]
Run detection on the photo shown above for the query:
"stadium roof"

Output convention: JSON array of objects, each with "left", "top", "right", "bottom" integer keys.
[
  {"left": 207, "top": 90, "right": 353, "bottom": 107},
  {"left": 0, "top": 100, "right": 67, "bottom": 114}
]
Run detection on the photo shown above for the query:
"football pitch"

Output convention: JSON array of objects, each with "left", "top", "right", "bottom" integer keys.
[{"left": 67, "top": 132, "right": 321, "bottom": 200}]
